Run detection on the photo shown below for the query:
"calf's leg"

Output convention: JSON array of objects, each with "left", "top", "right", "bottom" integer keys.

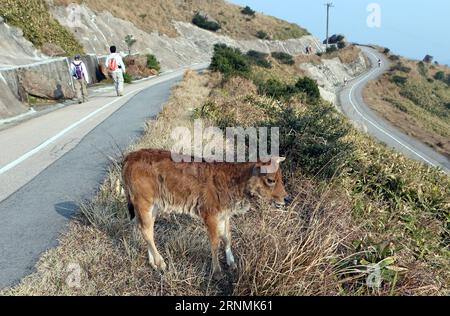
[
  {"left": 203, "top": 213, "right": 222, "bottom": 279},
  {"left": 219, "top": 215, "right": 236, "bottom": 270},
  {"left": 136, "top": 198, "right": 166, "bottom": 272}
]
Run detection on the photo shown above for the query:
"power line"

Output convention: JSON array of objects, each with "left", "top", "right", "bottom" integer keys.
[{"left": 325, "top": 2, "right": 334, "bottom": 50}]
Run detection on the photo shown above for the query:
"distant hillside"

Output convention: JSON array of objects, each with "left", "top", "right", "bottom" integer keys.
[
  {"left": 364, "top": 50, "right": 450, "bottom": 158},
  {"left": 52, "top": 0, "right": 309, "bottom": 40}
]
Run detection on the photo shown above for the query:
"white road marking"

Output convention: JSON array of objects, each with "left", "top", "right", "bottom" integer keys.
[
  {"left": 0, "top": 82, "right": 155, "bottom": 175},
  {"left": 347, "top": 49, "right": 438, "bottom": 168}
]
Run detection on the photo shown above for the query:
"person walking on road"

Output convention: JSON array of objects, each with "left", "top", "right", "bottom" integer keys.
[
  {"left": 105, "top": 46, "right": 126, "bottom": 97},
  {"left": 378, "top": 58, "right": 382, "bottom": 68},
  {"left": 70, "top": 55, "right": 89, "bottom": 104}
]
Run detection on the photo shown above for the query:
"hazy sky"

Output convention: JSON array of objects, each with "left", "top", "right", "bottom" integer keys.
[{"left": 229, "top": 0, "right": 450, "bottom": 65}]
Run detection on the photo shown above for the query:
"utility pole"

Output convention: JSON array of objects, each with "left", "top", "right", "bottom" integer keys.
[{"left": 325, "top": 2, "right": 334, "bottom": 50}]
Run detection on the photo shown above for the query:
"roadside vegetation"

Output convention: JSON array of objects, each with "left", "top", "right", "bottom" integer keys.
[
  {"left": 0, "top": 0, "right": 84, "bottom": 56},
  {"left": 3, "top": 44, "right": 448, "bottom": 296},
  {"left": 364, "top": 49, "right": 450, "bottom": 159},
  {"left": 53, "top": 0, "right": 309, "bottom": 40}
]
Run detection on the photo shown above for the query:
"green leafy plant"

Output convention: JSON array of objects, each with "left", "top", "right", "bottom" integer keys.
[
  {"left": 123, "top": 72, "right": 133, "bottom": 84},
  {"left": 124, "top": 35, "right": 137, "bottom": 55},
  {"left": 209, "top": 44, "right": 251, "bottom": 78},
  {"left": 246, "top": 50, "right": 272, "bottom": 69},
  {"left": 146, "top": 54, "right": 161, "bottom": 72},
  {"left": 271, "top": 51, "right": 295, "bottom": 65},
  {"left": 241, "top": 6, "right": 256, "bottom": 17},
  {"left": 256, "top": 30, "right": 270, "bottom": 40},
  {"left": 192, "top": 12, "right": 221, "bottom": 31}
]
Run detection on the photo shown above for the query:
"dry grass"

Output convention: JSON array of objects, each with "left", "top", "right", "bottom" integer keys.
[
  {"left": 363, "top": 56, "right": 450, "bottom": 158},
  {"left": 53, "top": 0, "right": 308, "bottom": 40},
  {"left": 3, "top": 68, "right": 448, "bottom": 296},
  {"left": 3, "top": 70, "right": 361, "bottom": 296}
]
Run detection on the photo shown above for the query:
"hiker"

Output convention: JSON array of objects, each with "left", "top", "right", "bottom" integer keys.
[
  {"left": 344, "top": 77, "right": 348, "bottom": 86},
  {"left": 70, "top": 55, "right": 89, "bottom": 104},
  {"left": 378, "top": 58, "right": 382, "bottom": 68},
  {"left": 105, "top": 46, "right": 126, "bottom": 96}
]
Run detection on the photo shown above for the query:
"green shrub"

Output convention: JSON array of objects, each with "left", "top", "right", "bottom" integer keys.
[
  {"left": 295, "top": 77, "right": 321, "bottom": 101},
  {"left": 383, "top": 47, "right": 391, "bottom": 54},
  {"left": 146, "top": 54, "right": 161, "bottom": 71},
  {"left": 391, "top": 76, "right": 408, "bottom": 85},
  {"left": 123, "top": 72, "right": 133, "bottom": 84},
  {"left": 390, "top": 63, "right": 411, "bottom": 73},
  {"left": 337, "top": 41, "right": 346, "bottom": 49},
  {"left": 241, "top": 6, "right": 256, "bottom": 16},
  {"left": 246, "top": 50, "right": 272, "bottom": 68},
  {"left": 417, "top": 61, "right": 428, "bottom": 77},
  {"left": 209, "top": 44, "right": 251, "bottom": 77},
  {"left": 256, "top": 30, "right": 270, "bottom": 40},
  {"left": 257, "top": 76, "right": 320, "bottom": 102},
  {"left": 271, "top": 51, "right": 295, "bottom": 65},
  {"left": 326, "top": 45, "right": 338, "bottom": 53},
  {"left": 257, "top": 78, "right": 289, "bottom": 98},
  {"left": 434, "top": 71, "right": 445, "bottom": 81},
  {"left": 389, "top": 55, "right": 400, "bottom": 61},
  {"left": 192, "top": 12, "right": 221, "bottom": 31},
  {"left": 274, "top": 102, "right": 353, "bottom": 177}
]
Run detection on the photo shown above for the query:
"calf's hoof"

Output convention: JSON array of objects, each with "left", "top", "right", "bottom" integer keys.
[{"left": 212, "top": 269, "right": 223, "bottom": 281}]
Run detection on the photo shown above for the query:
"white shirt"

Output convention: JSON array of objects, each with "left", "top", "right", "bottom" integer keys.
[
  {"left": 105, "top": 53, "right": 126, "bottom": 73},
  {"left": 70, "top": 60, "right": 90, "bottom": 83}
]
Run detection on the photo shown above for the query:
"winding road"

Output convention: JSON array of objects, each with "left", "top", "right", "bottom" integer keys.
[{"left": 339, "top": 46, "right": 450, "bottom": 173}]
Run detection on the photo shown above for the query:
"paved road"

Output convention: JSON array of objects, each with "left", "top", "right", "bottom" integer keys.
[
  {"left": 339, "top": 46, "right": 450, "bottom": 173},
  {"left": 0, "top": 64, "right": 207, "bottom": 288}
]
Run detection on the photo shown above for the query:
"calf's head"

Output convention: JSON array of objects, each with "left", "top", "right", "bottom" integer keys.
[{"left": 246, "top": 157, "right": 289, "bottom": 208}]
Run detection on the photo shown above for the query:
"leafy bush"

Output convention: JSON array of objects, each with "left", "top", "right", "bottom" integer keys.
[
  {"left": 417, "top": 61, "right": 428, "bottom": 77},
  {"left": 246, "top": 50, "right": 272, "bottom": 69},
  {"left": 256, "top": 30, "right": 270, "bottom": 40},
  {"left": 391, "top": 76, "right": 408, "bottom": 85},
  {"left": 326, "top": 45, "right": 338, "bottom": 53},
  {"left": 257, "top": 78, "right": 290, "bottom": 99},
  {"left": 257, "top": 77, "right": 320, "bottom": 102},
  {"left": 295, "top": 77, "right": 321, "bottom": 101},
  {"left": 123, "top": 72, "right": 133, "bottom": 84},
  {"left": 146, "top": 54, "right": 161, "bottom": 72},
  {"left": 192, "top": 12, "right": 221, "bottom": 31},
  {"left": 383, "top": 47, "right": 391, "bottom": 54},
  {"left": 434, "top": 71, "right": 446, "bottom": 81},
  {"left": 274, "top": 102, "right": 353, "bottom": 177},
  {"left": 337, "top": 41, "right": 346, "bottom": 49},
  {"left": 390, "top": 63, "right": 411, "bottom": 73},
  {"left": 241, "top": 6, "right": 256, "bottom": 16},
  {"left": 271, "top": 51, "right": 295, "bottom": 65},
  {"left": 124, "top": 35, "right": 136, "bottom": 55},
  {"left": 209, "top": 44, "right": 251, "bottom": 78},
  {"left": 389, "top": 55, "right": 400, "bottom": 61}
]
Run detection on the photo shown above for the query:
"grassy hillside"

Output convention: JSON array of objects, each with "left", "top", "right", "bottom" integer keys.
[
  {"left": 364, "top": 51, "right": 450, "bottom": 158},
  {"left": 53, "top": 0, "right": 309, "bottom": 40},
  {"left": 3, "top": 46, "right": 448, "bottom": 296},
  {"left": 0, "top": 0, "right": 84, "bottom": 55}
]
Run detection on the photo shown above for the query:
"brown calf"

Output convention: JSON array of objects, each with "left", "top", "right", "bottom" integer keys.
[{"left": 121, "top": 149, "right": 288, "bottom": 278}]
